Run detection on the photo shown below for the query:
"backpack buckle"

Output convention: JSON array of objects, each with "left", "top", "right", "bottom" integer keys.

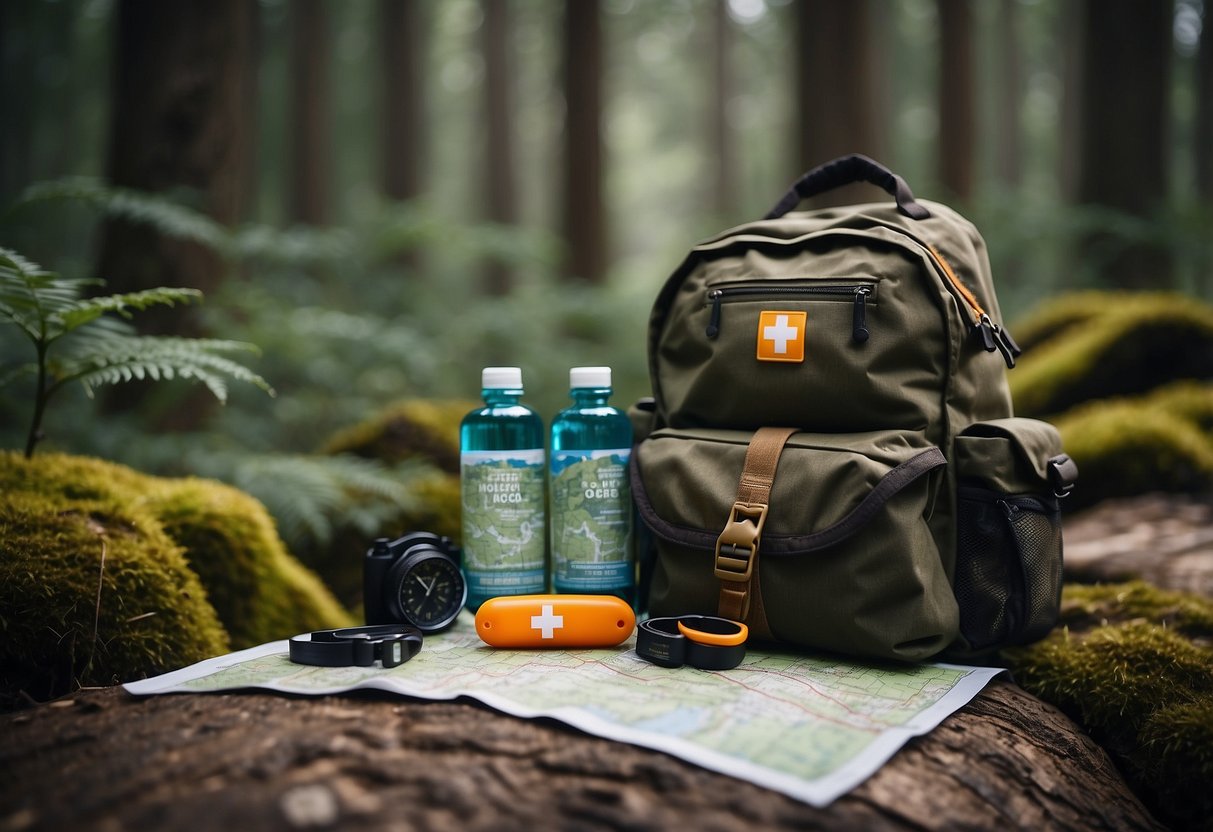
[{"left": 714, "top": 502, "right": 768, "bottom": 582}]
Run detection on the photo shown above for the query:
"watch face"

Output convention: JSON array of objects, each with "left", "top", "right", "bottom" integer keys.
[{"left": 396, "top": 552, "right": 467, "bottom": 632}]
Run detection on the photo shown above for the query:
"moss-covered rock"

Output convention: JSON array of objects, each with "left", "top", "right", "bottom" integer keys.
[
  {"left": 1004, "top": 581, "right": 1213, "bottom": 831},
  {"left": 145, "top": 478, "right": 353, "bottom": 648},
  {"left": 0, "top": 456, "right": 230, "bottom": 709},
  {"left": 321, "top": 399, "right": 472, "bottom": 474},
  {"left": 1009, "top": 292, "right": 1213, "bottom": 419},
  {"left": 0, "top": 451, "right": 353, "bottom": 706},
  {"left": 1054, "top": 394, "right": 1213, "bottom": 509}
]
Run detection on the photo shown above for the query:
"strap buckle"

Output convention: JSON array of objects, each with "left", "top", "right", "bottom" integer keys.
[
  {"left": 1048, "top": 453, "right": 1079, "bottom": 498},
  {"left": 714, "top": 502, "right": 768, "bottom": 583}
]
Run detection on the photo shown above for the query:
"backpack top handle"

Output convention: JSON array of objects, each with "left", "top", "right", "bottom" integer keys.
[{"left": 765, "top": 154, "right": 932, "bottom": 221}]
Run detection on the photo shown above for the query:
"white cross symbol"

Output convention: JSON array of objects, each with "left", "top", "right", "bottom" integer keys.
[
  {"left": 763, "top": 314, "right": 799, "bottom": 354},
  {"left": 530, "top": 604, "right": 564, "bottom": 639}
]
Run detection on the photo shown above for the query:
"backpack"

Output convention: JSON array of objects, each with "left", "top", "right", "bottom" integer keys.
[{"left": 630, "top": 155, "right": 1078, "bottom": 662}]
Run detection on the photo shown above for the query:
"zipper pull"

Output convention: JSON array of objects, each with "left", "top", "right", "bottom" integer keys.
[
  {"left": 852, "top": 286, "right": 870, "bottom": 343},
  {"left": 975, "top": 314, "right": 997, "bottom": 353},
  {"left": 998, "top": 324, "right": 1022, "bottom": 360},
  {"left": 706, "top": 290, "right": 723, "bottom": 339},
  {"left": 992, "top": 322, "right": 1019, "bottom": 369}
]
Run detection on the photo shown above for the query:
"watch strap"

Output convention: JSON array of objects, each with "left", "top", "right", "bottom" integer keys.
[{"left": 289, "top": 625, "right": 423, "bottom": 668}]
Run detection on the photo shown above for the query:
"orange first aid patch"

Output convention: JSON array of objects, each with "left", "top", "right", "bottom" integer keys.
[{"left": 756, "top": 310, "right": 807, "bottom": 362}]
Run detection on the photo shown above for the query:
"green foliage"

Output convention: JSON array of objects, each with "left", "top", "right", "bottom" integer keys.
[
  {"left": 0, "top": 246, "right": 273, "bottom": 457},
  {"left": 1004, "top": 582, "right": 1213, "bottom": 830},
  {"left": 187, "top": 451, "right": 432, "bottom": 559}
]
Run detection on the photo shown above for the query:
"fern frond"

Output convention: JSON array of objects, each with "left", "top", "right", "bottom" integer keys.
[
  {"left": 56, "top": 287, "right": 203, "bottom": 330},
  {"left": 53, "top": 334, "right": 274, "bottom": 402},
  {"left": 12, "top": 178, "right": 229, "bottom": 254},
  {"left": 0, "top": 248, "right": 99, "bottom": 339},
  {"left": 216, "top": 453, "right": 428, "bottom": 551}
]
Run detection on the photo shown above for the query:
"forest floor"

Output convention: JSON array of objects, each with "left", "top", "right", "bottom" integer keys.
[{"left": 0, "top": 493, "right": 1206, "bottom": 831}]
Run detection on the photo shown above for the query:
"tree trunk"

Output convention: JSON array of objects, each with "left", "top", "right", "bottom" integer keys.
[
  {"left": 937, "top": 0, "right": 975, "bottom": 201},
  {"left": 287, "top": 0, "right": 332, "bottom": 227},
  {"left": 709, "top": 0, "right": 738, "bottom": 223},
  {"left": 380, "top": 0, "right": 425, "bottom": 203},
  {"left": 562, "top": 0, "right": 606, "bottom": 284},
  {"left": 793, "top": 0, "right": 884, "bottom": 207},
  {"left": 0, "top": 681, "right": 1164, "bottom": 830},
  {"left": 994, "top": 0, "right": 1022, "bottom": 190},
  {"left": 95, "top": 0, "right": 256, "bottom": 334},
  {"left": 482, "top": 0, "right": 517, "bottom": 296},
  {"left": 1075, "top": 0, "right": 1173, "bottom": 289}
]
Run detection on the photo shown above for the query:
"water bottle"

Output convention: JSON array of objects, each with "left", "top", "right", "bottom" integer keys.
[
  {"left": 460, "top": 367, "right": 547, "bottom": 611},
  {"left": 550, "top": 366, "right": 635, "bottom": 604}
]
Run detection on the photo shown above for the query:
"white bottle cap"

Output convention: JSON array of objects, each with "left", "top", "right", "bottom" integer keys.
[
  {"left": 482, "top": 367, "right": 523, "bottom": 389},
  {"left": 570, "top": 366, "right": 612, "bottom": 388}
]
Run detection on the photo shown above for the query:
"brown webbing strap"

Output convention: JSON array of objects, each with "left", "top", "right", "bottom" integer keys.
[{"left": 715, "top": 427, "right": 797, "bottom": 625}]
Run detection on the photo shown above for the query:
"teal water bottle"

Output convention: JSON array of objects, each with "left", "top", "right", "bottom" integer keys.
[
  {"left": 460, "top": 367, "right": 547, "bottom": 611},
  {"left": 550, "top": 366, "right": 635, "bottom": 604}
]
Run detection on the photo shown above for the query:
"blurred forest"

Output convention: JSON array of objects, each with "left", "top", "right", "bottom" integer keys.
[{"left": 1, "top": 0, "right": 1211, "bottom": 549}]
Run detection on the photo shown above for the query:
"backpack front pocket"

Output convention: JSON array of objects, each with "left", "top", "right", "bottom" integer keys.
[{"left": 632, "top": 427, "right": 958, "bottom": 662}]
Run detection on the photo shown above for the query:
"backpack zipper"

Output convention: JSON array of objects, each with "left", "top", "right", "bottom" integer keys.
[
  {"left": 924, "top": 244, "right": 1021, "bottom": 368},
  {"left": 705, "top": 283, "right": 873, "bottom": 343}
]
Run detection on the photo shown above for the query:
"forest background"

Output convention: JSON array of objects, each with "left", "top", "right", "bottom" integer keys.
[{"left": 1, "top": 0, "right": 1211, "bottom": 555}]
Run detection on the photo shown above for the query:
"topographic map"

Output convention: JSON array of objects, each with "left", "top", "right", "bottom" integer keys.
[{"left": 125, "top": 614, "right": 1001, "bottom": 807}]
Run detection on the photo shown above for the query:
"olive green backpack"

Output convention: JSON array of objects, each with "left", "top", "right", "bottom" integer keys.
[{"left": 631, "top": 155, "right": 1078, "bottom": 662}]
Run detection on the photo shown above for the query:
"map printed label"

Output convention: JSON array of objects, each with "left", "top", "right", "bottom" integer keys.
[
  {"left": 461, "top": 449, "right": 546, "bottom": 597},
  {"left": 550, "top": 448, "right": 633, "bottom": 592}
]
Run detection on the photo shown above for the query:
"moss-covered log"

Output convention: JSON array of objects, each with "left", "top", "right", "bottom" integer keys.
[
  {"left": 1003, "top": 581, "right": 1213, "bottom": 831},
  {"left": 1009, "top": 293, "right": 1213, "bottom": 419}
]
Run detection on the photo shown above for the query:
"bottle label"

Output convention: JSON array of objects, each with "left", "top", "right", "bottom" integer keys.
[
  {"left": 550, "top": 448, "right": 633, "bottom": 592},
  {"left": 461, "top": 449, "right": 547, "bottom": 597}
]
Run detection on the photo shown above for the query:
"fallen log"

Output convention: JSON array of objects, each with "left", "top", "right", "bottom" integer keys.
[{"left": 0, "top": 679, "right": 1162, "bottom": 831}]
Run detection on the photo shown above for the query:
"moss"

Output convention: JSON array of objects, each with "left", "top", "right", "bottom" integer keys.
[
  {"left": 1009, "top": 290, "right": 1126, "bottom": 354},
  {"left": 321, "top": 399, "right": 473, "bottom": 474},
  {"left": 0, "top": 459, "right": 230, "bottom": 708},
  {"left": 1009, "top": 293, "right": 1213, "bottom": 419},
  {"left": 0, "top": 451, "right": 353, "bottom": 706},
  {"left": 1004, "top": 582, "right": 1213, "bottom": 830},
  {"left": 1054, "top": 400, "right": 1213, "bottom": 509},
  {"left": 145, "top": 478, "right": 353, "bottom": 648},
  {"left": 1058, "top": 580, "right": 1213, "bottom": 640}
]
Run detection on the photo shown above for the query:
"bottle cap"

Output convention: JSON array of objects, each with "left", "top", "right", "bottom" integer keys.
[
  {"left": 482, "top": 367, "right": 524, "bottom": 389},
  {"left": 570, "top": 366, "right": 612, "bottom": 389}
]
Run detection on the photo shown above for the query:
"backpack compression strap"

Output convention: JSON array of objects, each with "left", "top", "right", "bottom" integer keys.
[{"left": 714, "top": 426, "right": 798, "bottom": 629}]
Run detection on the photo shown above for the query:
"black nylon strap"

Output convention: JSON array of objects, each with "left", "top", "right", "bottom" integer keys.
[{"left": 765, "top": 154, "right": 931, "bottom": 221}]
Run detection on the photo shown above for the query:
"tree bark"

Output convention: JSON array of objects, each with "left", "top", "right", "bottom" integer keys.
[
  {"left": 793, "top": 0, "right": 884, "bottom": 207},
  {"left": 482, "top": 0, "right": 517, "bottom": 296},
  {"left": 709, "top": 0, "right": 738, "bottom": 223},
  {"left": 994, "top": 0, "right": 1023, "bottom": 190},
  {"left": 380, "top": 0, "right": 425, "bottom": 203},
  {"left": 937, "top": 0, "right": 975, "bottom": 201},
  {"left": 1075, "top": 0, "right": 1173, "bottom": 289},
  {"left": 562, "top": 0, "right": 607, "bottom": 283},
  {"left": 287, "top": 0, "right": 332, "bottom": 227},
  {"left": 0, "top": 680, "right": 1163, "bottom": 830},
  {"left": 95, "top": 0, "right": 256, "bottom": 334}
]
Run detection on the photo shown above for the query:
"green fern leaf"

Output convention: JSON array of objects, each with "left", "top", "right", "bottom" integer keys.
[{"left": 56, "top": 287, "right": 203, "bottom": 331}]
